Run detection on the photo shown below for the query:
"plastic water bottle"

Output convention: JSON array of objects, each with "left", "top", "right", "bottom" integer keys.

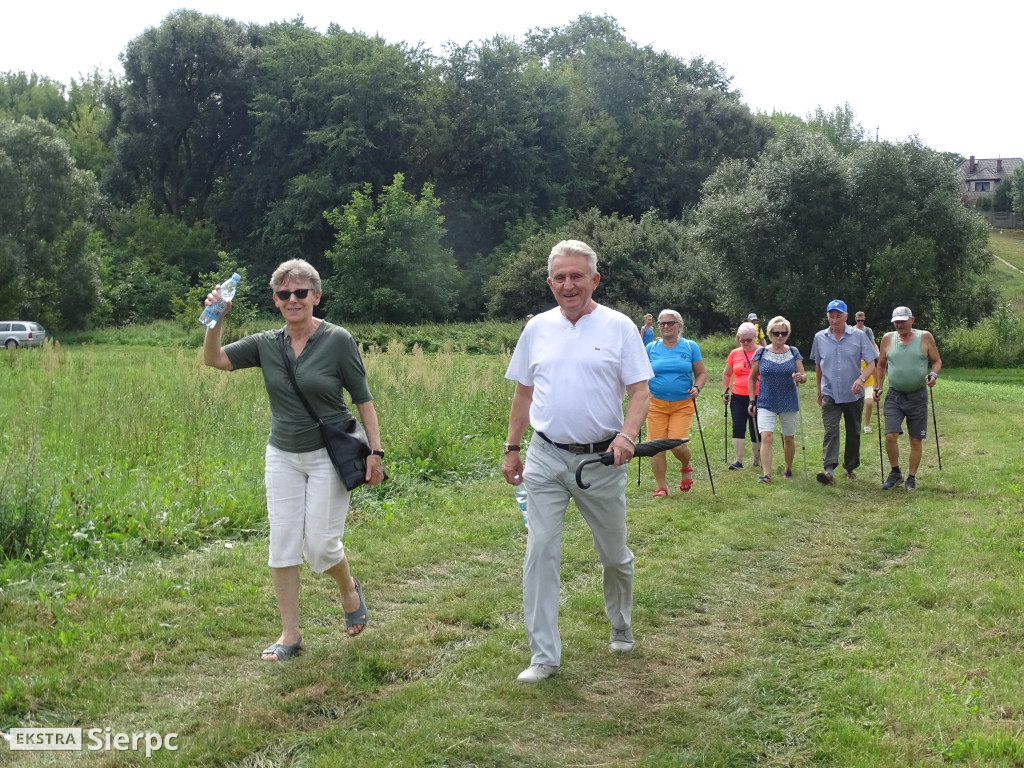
[
  {"left": 199, "top": 273, "right": 241, "bottom": 328},
  {"left": 513, "top": 476, "right": 528, "bottom": 528}
]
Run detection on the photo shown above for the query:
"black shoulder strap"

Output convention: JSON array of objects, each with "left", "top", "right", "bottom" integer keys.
[{"left": 278, "top": 330, "right": 323, "bottom": 426}]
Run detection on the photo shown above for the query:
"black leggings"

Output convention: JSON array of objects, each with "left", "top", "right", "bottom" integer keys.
[{"left": 730, "top": 394, "right": 758, "bottom": 441}]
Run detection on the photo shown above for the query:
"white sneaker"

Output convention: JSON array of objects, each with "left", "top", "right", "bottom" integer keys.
[
  {"left": 517, "top": 663, "right": 559, "bottom": 683},
  {"left": 609, "top": 628, "right": 635, "bottom": 653}
]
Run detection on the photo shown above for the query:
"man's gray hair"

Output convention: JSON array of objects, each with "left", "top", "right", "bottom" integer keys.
[
  {"left": 548, "top": 240, "right": 597, "bottom": 277},
  {"left": 270, "top": 259, "right": 322, "bottom": 294}
]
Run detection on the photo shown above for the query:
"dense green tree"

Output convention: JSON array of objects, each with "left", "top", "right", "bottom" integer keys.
[
  {"left": 991, "top": 177, "right": 1014, "bottom": 212},
  {"left": 762, "top": 109, "right": 807, "bottom": 136},
  {"left": 102, "top": 259, "right": 188, "bottom": 326},
  {"left": 427, "top": 36, "right": 578, "bottom": 313},
  {"left": 0, "top": 72, "right": 69, "bottom": 123},
  {"left": 694, "top": 128, "right": 994, "bottom": 347},
  {"left": 1009, "top": 166, "right": 1024, "bottom": 217},
  {"left": 805, "top": 102, "right": 866, "bottom": 154},
  {"left": 63, "top": 74, "right": 113, "bottom": 178},
  {"left": 218, "top": 22, "right": 434, "bottom": 281},
  {"left": 851, "top": 141, "right": 994, "bottom": 326},
  {"left": 486, "top": 208, "right": 733, "bottom": 332},
  {"left": 104, "top": 202, "right": 221, "bottom": 277},
  {"left": 323, "top": 174, "right": 460, "bottom": 323},
  {"left": 94, "top": 202, "right": 224, "bottom": 324},
  {"left": 105, "top": 10, "right": 261, "bottom": 221},
  {"left": 524, "top": 16, "right": 768, "bottom": 220},
  {"left": 0, "top": 118, "right": 100, "bottom": 328},
  {"left": 0, "top": 71, "right": 112, "bottom": 179}
]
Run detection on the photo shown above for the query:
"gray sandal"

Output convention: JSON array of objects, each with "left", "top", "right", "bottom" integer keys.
[
  {"left": 345, "top": 578, "right": 368, "bottom": 636},
  {"left": 262, "top": 637, "right": 303, "bottom": 661}
]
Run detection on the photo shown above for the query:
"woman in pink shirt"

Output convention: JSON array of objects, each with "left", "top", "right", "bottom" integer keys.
[{"left": 720, "top": 322, "right": 761, "bottom": 470}]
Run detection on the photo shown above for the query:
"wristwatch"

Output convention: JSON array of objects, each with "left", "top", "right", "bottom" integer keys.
[
  {"left": 502, "top": 443, "right": 521, "bottom": 455},
  {"left": 369, "top": 449, "right": 385, "bottom": 458}
]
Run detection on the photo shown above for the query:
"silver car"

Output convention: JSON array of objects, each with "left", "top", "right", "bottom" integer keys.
[{"left": 1, "top": 321, "right": 46, "bottom": 349}]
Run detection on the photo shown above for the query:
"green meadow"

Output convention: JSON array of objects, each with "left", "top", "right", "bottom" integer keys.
[{"left": 2, "top": 335, "right": 1022, "bottom": 766}]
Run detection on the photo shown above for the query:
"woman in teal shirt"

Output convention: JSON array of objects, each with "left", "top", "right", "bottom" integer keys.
[{"left": 645, "top": 310, "right": 707, "bottom": 496}]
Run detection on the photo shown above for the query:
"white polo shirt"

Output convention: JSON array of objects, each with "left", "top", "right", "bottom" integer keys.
[{"left": 506, "top": 304, "right": 653, "bottom": 444}]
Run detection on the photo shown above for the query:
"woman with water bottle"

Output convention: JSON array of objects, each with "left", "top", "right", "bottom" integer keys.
[{"left": 202, "top": 259, "right": 385, "bottom": 661}]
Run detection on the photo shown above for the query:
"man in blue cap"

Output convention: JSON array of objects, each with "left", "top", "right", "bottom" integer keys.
[{"left": 808, "top": 299, "right": 878, "bottom": 484}]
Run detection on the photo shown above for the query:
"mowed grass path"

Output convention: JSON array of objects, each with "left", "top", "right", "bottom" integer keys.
[
  {"left": 989, "top": 228, "right": 1024, "bottom": 313},
  {"left": 2, "top": 344, "right": 1022, "bottom": 767}
]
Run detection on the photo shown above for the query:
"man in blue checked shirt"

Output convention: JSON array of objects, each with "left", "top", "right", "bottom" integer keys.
[{"left": 808, "top": 299, "right": 878, "bottom": 485}]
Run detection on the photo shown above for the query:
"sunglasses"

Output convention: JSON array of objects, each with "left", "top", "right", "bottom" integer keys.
[
  {"left": 658, "top": 321, "right": 678, "bottom": 327},
  {"left": 275, "top": 288, "right": 312, "bottom": 301},
  {"left": 770, "top": 330, "right": 789, "bottom": 337},
  {"left": 739, "top": 338, "right": 755, "bottom": 343}
]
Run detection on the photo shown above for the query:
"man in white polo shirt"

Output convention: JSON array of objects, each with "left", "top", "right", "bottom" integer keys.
[{"left": 502, "top": 239, "right": 653, "bottom": 684}]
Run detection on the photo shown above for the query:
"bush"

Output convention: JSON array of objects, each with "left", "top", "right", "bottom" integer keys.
[
  {"left": 0, "top": 465, "right": 53, "bottom": 561},
  {"left": 939, "top": 303, "right": 1024, "bottom": 367}
]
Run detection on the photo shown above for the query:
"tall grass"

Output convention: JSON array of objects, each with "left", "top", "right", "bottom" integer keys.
[{"left": 0, "top": 342, "right": 515, "bottom": 577}]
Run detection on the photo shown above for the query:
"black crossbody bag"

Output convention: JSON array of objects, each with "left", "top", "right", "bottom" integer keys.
[{"left": 278, "top": 331, "right": 382, "bottom": 491}]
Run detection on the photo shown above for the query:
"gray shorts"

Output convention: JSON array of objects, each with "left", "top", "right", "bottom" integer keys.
[{"left": 883, "top": 387, "right": 928, "bottom": 440}]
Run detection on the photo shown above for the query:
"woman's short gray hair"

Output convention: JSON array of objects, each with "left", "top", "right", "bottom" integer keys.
[
  {"left": 658, "top": 309, "right": 683, "bottom": 327},
  {"left": 548, "top": 240, "right": 597, "bottom": 277},
  {"left": 767, "top": 315, "right": 791, "bottom": 334},
  {"left": 270, "top": 259, "right": 322, "bottom": 294},
  {"left": 737, "top": 322, "right": 756, "bottom": 338}
]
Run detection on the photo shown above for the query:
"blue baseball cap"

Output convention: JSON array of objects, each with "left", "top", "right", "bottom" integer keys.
[{"left": 826, "top": 299, "right": 847, "bottom": 313}]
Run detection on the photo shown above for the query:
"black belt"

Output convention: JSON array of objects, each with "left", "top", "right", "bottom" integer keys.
[{"left": 537, "top": 431, "right": 616, "bottom": 455}]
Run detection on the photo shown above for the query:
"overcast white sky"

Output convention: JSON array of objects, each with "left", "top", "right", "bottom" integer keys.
[{"left": 3, "top": 0, "right": 1021, "bottom": 159}]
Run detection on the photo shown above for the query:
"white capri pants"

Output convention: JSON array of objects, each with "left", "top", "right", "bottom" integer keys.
[
  {"left": 756, "top": 408, "right": 798, "bottom": 437},
  {"left": 265, "top": 444, "right": 350, "bottom": 572}
]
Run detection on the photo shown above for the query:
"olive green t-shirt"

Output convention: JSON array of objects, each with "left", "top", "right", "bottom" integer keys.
[{"left": 224, "top": 321, "right": 372, "bottom": 453}]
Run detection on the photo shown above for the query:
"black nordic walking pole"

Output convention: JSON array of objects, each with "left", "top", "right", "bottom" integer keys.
[
  {"left": 876, "top": 397, "right": 884, "bottom": 484},
  {"left": 637, "top": 423, "right": 644, "bottom": 486},
  {"left": 748, "top": 411, "right": 761, "bottom": 470},
  {"left": 724, "top": 395, "right": 729, "bottom": 464},
  {"left": 929, "top": 386, "right": 942, "bottom": 471},
  {"left": 693, "top": 405, "right": 717, "bottom": 497}
]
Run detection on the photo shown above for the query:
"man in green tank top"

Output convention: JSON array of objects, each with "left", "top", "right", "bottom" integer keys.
[{"left": 872, "top": 306, "right": 942, "bottom": 491}]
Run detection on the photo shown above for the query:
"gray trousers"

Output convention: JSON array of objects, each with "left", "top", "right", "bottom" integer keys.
[
  {"left": 821, "top": 395, "right": 864, "bottom": 472},
  {"left": 521, "top": 438, "right": 634, "bottom": 667}
]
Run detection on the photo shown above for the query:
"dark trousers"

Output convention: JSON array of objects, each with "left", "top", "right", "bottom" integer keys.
[
  {"left": 821, "top": 395, "right": 864, "bottom": 472},
  {"left": 730, "top": 394, "right": 758, "bottom": 441}
]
